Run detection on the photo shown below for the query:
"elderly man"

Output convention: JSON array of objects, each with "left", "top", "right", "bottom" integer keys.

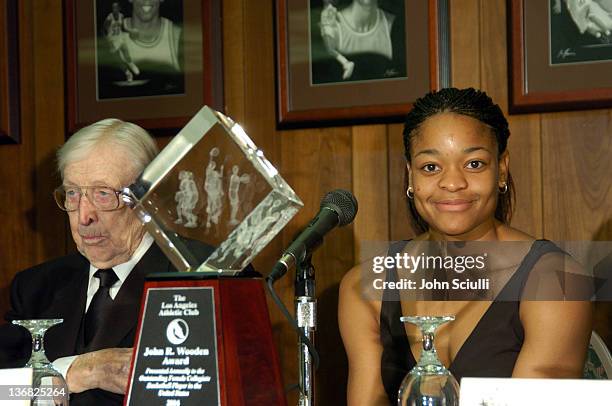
[{"left": 0, "top": 119, "right": 212, "bottom": 405}]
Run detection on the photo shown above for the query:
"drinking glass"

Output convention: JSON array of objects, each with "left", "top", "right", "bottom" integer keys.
[
  {"left": 398, "top": 315, "right": 459, "bottom": 406},
  {"left": 12, "top": 319, "right": 69, "bottom": 405}
]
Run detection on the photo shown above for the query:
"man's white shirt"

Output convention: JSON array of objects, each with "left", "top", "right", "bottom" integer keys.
[{"left": 52, "top": 233, "right": 154, "bottom": 379}]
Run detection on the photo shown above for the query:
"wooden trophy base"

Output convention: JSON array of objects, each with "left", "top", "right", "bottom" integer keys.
[{"left": 125, "top": 275, "right": 287, "bottom": 406}]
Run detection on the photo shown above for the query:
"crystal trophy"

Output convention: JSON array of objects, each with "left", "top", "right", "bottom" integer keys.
[
  {"left": 398, "top": 316, "right": 460, "bottom": 406},
  {"left": 123, "top": 107, "right": 295, "bottom": 405},
  {"left": 12, "top": 319, "right": 70, "bottom": 406},
  {"left": 122, "top": 106, "right": 303, "bottom": 275}
]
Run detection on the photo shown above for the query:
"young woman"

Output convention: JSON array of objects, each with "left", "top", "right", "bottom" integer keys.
[{"left": 339, "top": 88, "right": 592, "bottom": 405}]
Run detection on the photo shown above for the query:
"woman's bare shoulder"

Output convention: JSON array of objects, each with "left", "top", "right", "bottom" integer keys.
[{"left": 340, "top": 260, "right": 383, "bottom": 317}]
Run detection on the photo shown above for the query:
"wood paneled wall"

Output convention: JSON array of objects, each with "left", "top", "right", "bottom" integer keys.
[
  {"left": 0, "top": 0, "right": 67, "bottom": 314},
  {"left": 0, "top": 0, "right": 610, "bottom": 404}
]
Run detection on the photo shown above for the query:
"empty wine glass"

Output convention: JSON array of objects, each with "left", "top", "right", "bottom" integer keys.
[
  {"left": 12, "top": 319, "right": 69, "bottom": 405},
  {"left": 398, "top": 315, "right": 459, "bottom": 406}
]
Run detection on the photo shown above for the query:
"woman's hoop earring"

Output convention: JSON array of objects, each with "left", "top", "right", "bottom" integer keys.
[
  {"left": 407, "top": 186, "right": 414, "bottom": 199},
  {"left": 499, "top": 182, "right": 508, "bottom": 195}
]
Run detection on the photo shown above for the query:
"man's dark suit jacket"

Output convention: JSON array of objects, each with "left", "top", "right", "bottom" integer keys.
[{"left": 0, "top": 242, "right": 215, "bottom": 406}]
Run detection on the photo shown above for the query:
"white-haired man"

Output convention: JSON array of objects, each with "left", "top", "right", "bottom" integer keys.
[{"left": 0, "top": 119, "right": 214, "bottom": 405}]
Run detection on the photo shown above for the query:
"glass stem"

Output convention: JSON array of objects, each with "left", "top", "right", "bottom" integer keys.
[
  {"left": 28, "top": 333, "right": 48, "bottom": 367},
  {"left": 418, "top": 330, "right": 443, "bottom": 368}
]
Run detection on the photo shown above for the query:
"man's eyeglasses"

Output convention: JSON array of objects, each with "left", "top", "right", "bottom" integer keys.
[{"left": 53, "top": 186, "right": 125, "bottom": 212}]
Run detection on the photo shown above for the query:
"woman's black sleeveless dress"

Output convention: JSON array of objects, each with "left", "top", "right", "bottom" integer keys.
[{"left": 380, "top": 240, "right": 563, "bottom": 404}]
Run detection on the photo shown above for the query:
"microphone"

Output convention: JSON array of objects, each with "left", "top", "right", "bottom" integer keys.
[{"left": 267, "top": 189, "right": 358, "bottom": 283}]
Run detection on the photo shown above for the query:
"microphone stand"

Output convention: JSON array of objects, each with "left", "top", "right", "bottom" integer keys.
[{"left": 295, "top": 254, "right": 316, "bottom": 406}]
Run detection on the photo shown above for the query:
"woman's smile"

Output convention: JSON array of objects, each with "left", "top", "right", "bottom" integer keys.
[{"left": 432, "top": 198, "right": 476, "bottom": 212}]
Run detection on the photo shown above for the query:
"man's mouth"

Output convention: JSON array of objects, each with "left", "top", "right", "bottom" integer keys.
[{"left": 81, "top": 235, "right": 107, "bottom": 244}]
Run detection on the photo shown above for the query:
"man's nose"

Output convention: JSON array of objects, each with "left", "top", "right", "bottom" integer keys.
[{"left": 77, "top": 193, "right": 98, "bottom": 225}]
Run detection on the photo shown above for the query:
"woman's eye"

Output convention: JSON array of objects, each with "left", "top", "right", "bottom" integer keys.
[
  {"left": 466, "top": 160, "right": 485, "bottom": 169},
  {"left": 421, "top": 163, "right": 439, "bottom": 173}
]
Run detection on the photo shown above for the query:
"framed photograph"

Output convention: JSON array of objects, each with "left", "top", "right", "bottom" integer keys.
[
  {"left": 0, "top": 0, "right": 20, "bottom": 144},
  {"left": 509, "top": 0, "right": 612, "bottom": 113},
  {"left": 275, "top": 0, "right": 450, "bottom": 128},
  {"left": 65, "top": 0, "right": 223, "bottom": 133}
]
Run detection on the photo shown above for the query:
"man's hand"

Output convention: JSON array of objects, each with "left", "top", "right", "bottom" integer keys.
[{"left": 66, "top": 348, "right": 133, "bottom": 394}]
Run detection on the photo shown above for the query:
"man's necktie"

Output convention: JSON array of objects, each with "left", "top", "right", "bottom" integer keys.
[{"left": 84, "top": 268, "right": 118, "bottom": 346}]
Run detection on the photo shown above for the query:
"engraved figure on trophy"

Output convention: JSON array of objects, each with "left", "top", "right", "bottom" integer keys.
[
  {"left": 213, "top": 197, "right": 269, "bottom": 264},
  {"left": 249, "top": 200, "right": 283, "bottom": 253},
  {"left": 209, "top": 197, "right": 299, "bottom": 269},
  {"left": 228, "top": 165, "right": 251, "bottom": 226},
  {"left": 250, "top": 201, "right": 298, "bottom": 255},
  {"left": 204, "top": 147, "right": 224, "bottom": 230},
  {"left": 174, "top": 170, "right": 199, "bottom": 228}
]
